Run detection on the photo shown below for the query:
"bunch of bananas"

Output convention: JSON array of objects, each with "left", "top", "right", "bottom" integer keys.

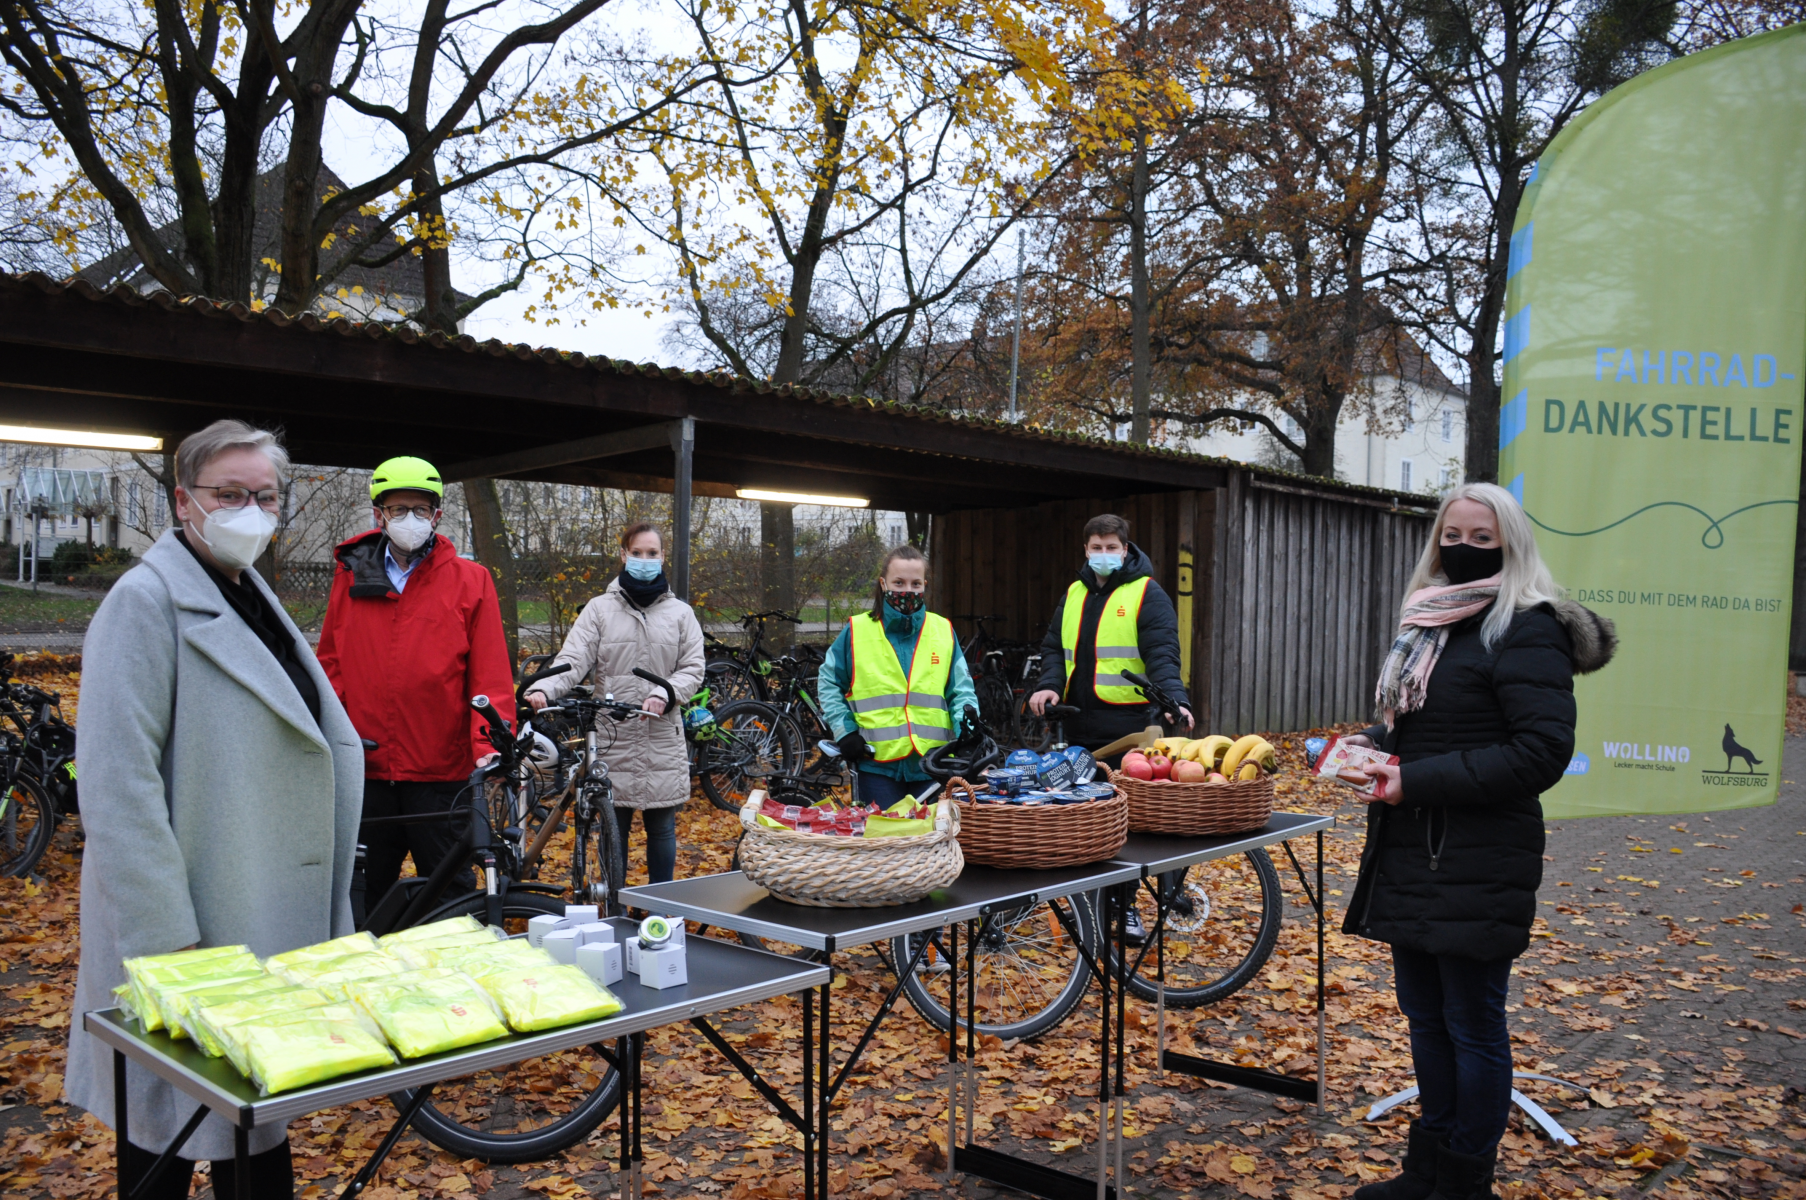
[{"left": 1150, "top": 733, "right": 1278, "bottom": 781}]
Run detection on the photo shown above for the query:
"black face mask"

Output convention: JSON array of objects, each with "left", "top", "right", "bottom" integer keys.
[
  {"left": 884, "top": 591, "right": 924, "bottom": 615},
  {"left": 1440, "top": 541, "right": 1503, "bottom": 585}
]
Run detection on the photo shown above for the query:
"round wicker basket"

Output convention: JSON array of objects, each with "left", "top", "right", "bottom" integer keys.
[
  {"left": 950, "top": 779, "right": 1128, "bottom": 869},
  {"left": 735, "top": 794, "right": 964, "bottom": 908},
  {"left": 1109, "top": 769, "right": 1275, "bottom": 836}
]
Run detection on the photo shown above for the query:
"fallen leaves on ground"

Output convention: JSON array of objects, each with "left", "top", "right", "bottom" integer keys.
[{"left": 2, "top": 671, "right": 1803, "bottom": 1198}]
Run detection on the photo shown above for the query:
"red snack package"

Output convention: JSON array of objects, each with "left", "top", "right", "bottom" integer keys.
[{"left": 1311, "top": 736, "right": 1399, "bottom": 797}]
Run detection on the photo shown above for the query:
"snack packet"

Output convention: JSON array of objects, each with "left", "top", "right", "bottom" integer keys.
[
  {"left": 235, "top": 1008, "right": 397, "bottom": 1095},
  {"left": 376, "top": 915, "right": 487, "bottom": 948},
  {"left": 193, "top": 987, "right": 335, "bottom": 1059},
  {"left": 264, "top": 932, "right": 383, "bottom": 972},
  {"left": 347, "top": 970, "right": 509, "bottom": 1058},
  {"left": 1311, "top": 736, "right": 1399, "bottom": 797},
  {"left": 864, "top": 814, "right": 935, "bottom": 837},
  {"left": 121, "top": 948, "right": 260, "bottom": 1032},
  {"left": 471, "top": 962, "right": 624, "bottom": 1032}
]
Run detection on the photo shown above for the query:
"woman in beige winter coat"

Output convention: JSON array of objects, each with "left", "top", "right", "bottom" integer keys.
[{"left": 525, "top": 522, "right": 704, "bottom": 882}]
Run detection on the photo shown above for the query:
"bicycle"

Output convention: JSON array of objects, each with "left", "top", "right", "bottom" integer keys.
[
  {"left": 0, "top": 664, "right": 77, "bottom": 877},
  {"left": 701, "top": 609, "right": 803, "bottom": 703},
  {"left": 1100, "top": 669, "right": 1282, "bottom": 1008},
  {"left": 354, "top": 663, "right": 679, "bottom": 1163},
  {"left": 883, "top": 705, "right": 1107, "bottom": 1040},
  {"left": 952, "top": 615, "right": 1040, "bottom": 746}
]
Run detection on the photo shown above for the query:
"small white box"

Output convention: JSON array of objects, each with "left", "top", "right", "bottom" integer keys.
[
  {"left": 575, "top": 941, "right": 623, "bottom": 985},
  {"left": 563, "top": 904, "right": 600, "bottom": 925},
  {"left": 637, "top": 945, "right": 687, "bottom": 989},
  {"left": 542, "top": 928, "right": 579, "bottom": 964},
  {"left": 572, "top": 921, "right": 615, "bottom": 946},
  {"left": 527, "top": 915, "right": 563, "bottom": 948},
  {"left": 624, "top": 936, "right": 641, "bottom": 975},
  {"left": 659, "top": 917, "right": 685, "bottom": 949}
]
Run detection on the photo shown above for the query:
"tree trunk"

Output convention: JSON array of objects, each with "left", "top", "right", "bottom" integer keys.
[
  {"left": 760, "top": 502, "right": 796, "bottom": 650},
  {"left": 414, "top": 153, "right": 459, "bottom": 334},
  {"left": 464, "top": 478, "right": 520, "bottom": 664},
  {"left": 1300, "top": 399, "right": 1341, "bottom": 478},
  {"left": 905, "top": 512, "right": 931, "bottom": 549},
  {"left": 1128, "top": 4, "right": 1152, "bottom": 445}
]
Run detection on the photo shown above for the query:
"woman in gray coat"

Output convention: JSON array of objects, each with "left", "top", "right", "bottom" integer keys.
[
  {"left": 64, "top": 421, "right": 364, "bottom": 1198},
  {"left": 525, "top": 521, "right": 704, "bottom": 884}
]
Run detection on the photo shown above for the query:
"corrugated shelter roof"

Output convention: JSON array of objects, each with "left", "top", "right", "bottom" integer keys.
[{"left": 0, "top": 271, "right": 1437, "bottom": 514}]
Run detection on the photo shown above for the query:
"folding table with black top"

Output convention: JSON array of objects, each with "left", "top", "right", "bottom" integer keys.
[
  {"left": 621, "top": 861, "right": 1144, "bottom": 1200},
  {"left": 1104, "top": 812, "right": 1337, "bottom": 1120},
  {"left": 85, "top": 920, "right": 827, "bottom": 1200}
]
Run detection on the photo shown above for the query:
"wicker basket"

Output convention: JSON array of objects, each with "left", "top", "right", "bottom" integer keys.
[
  {"left": 735, "top": 793, "right": 964, "bottom": 907},
  {"left": 950, "top": 779, "right": 1128, "bottom": 870},
  {"left": 1109, "top": 769, "right": 1275, "bottom": 836}
]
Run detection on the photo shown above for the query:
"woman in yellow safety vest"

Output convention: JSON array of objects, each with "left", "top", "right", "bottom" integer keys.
[{"left": 818, "top": 544, "right": 980, "bottom": 809}]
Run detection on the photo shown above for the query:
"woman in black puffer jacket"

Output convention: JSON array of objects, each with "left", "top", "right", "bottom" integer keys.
[{"left": 1345, "top": 483, "right": 1615, "bottom": 1200}]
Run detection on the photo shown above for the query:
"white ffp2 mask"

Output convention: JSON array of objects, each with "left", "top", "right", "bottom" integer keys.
[
  {"left": 195, "top": 502, "right": 278, "bottom": 571},
  {"left": 385, "top": 513, "right": 435, "bottom": 554}
]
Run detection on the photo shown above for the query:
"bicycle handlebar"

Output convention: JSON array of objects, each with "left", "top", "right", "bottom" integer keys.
[
  {"left": 631, "top": 668, "right": 678, "bottom": 712},
  {"left": 470, "top": 694, "right": 514, "bottom": 759},
  {"left": 1121, "top": 670, "right": 1187, "bottom": 723},
  {"left": 516, "top": 660, "right": 571, "bottom": 704}
]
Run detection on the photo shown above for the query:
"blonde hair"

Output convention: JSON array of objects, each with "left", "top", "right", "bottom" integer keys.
[
  {"left": 1405, "top": 482, "right": 1563, "bottom": 649},
  {"left": 175, "top": 419, "right": 289, "bottom": 489}
]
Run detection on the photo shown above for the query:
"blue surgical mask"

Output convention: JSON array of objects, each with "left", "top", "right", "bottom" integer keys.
[
  {"left": 624, "top": 557, "right": 663, "bottom": 581},
  {"left": 1088, "top": 553, "right": 1123, "bottom": 577}
]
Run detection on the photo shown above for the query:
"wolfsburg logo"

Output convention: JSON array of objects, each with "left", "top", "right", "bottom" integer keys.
[{"left": 1701, "top": 723, "right": 1769, "bottom": 788}]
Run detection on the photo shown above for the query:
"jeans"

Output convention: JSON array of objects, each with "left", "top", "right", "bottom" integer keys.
[
  {"left": 853, "top": 769, "right": 925, "bottom": 809},
  {"left": 361, "top": 778, "right": 467, "bottom": 909},
  {"left": 616, "top": 805, "right": 678, "bottom": 884},
  {"left": 1391, "top": 945, "right": 1516, "bottom": 1156},
  {"left": 119, "top": 1136, "right": 293, "bottom": 1199}
]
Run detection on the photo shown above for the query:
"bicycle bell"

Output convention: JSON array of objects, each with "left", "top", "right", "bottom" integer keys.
[{"left": 638, "top": 914, "right": 675, "bottom": 949}]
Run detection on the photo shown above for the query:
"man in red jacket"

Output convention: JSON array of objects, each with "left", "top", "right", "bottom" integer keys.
[{"left": 316, "top": 456, "right": 516, "bottom": 911}]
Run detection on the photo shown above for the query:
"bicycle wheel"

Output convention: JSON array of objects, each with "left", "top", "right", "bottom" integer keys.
[
  {"left": 891, "top": 894, "right": 1097, "bottom": 1041},
  {"left": 1108, "top": 849, "right": 1283, "bottom": 1008},
  {"left": 704, "top": 658, "right": 763, "bottom": 705},
  {"left": 0, "top": 769, "right": 54, "bottom": 878},
  {"left": 395, "top": 890, "right": 621, "bottom": 1163},
  {"left": 571, "top": 787, "right": 626, "bottom": 914},
  {"left": 697, "top": 701, "right": 798, "bottom": 812}
]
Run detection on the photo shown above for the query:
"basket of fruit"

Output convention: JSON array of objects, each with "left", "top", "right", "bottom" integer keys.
[
  {"left": 735, "top": 791, "right": 964, "bottom": 907},
  {"left": 950, "top": 776, "right": 1129, "bottom": 869},
  {"left": 1110, "top": 734, "right": 1277, "bottom": 836}
]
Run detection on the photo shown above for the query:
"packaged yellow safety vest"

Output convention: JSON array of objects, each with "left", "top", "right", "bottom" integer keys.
[
  {"left": 847, "top": 612, "right": 956, "bottom": 760},
  {"left": 1060, "top": 576, "right": 1151, "bottom": 705}
]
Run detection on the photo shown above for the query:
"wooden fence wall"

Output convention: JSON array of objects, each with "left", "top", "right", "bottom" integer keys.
[
  {"left": 929, "top": 471, "right": 1434, "bottom": 736},
  {"left": 1205, "top": 473, "right": 1432, "bottom": 734}
]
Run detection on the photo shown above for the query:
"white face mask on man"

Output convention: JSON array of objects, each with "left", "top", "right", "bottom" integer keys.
[
  {"left": 384, "top": 513, "right": 436, "bottom": 554},
  {"left": 191, "top": 502, "right": 279, "bottom": 572}
]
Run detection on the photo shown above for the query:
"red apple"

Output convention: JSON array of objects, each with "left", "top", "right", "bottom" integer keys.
[
  {"left": 1207, "top": 772, "right": 1228, "bottom": 784},
  {"left": 1121, "top": 752, "right": 1153, "bottom": 780},
  {"left": 1149, "top": 754, "right": 1173, "bottom": 780},
  {"left": 1172, "top": 760, "right": 1207, "bottom": 783}
]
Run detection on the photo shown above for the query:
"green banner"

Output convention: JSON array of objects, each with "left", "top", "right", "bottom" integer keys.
[{"left": 1499, "top": 26, "right": 1806, "bottom": 817}]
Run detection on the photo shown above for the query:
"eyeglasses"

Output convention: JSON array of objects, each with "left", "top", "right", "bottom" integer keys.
[
  {"left": 193, "top": 484, "right": 281, "bottom": 512},
  {"left": 379, "top": 504, "right": 437, "bottom": 521}
]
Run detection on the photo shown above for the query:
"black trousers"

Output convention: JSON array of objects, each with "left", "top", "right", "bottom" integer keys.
[
  {"left": 361, "top": 778, "right": 467, "bottom": 909},
  {"left": 119, "top": 1136, "right": 293, "bottom": 1199}
]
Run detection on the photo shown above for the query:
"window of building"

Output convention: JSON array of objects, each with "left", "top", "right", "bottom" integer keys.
[
  {"left": 1282, "top": 413, "right": 1302, "bottom": 440},
  {"left": 154, "top": 488, "right": 166, "bottom": 529},
  {"left": 1403, "top": 400, "right": 1415, "bottom": 433},
  {"left": 1400, "top": 459, "right": 1414, "bottom": 491},
  {"left": 1441, "top": 465, "right": 1456, "bottom": 488},
  {"left": 127, "top": 481, "right": 141, "bottom": 525},
  {"left": 1441, "top": 408, "right": 1454, "bottom": 443}
]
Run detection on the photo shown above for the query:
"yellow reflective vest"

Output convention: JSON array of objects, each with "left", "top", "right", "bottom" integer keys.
[
  {"left": 1060, "top": 576, "right": 1152, "bottom": 706},
  {"left": 847, "top": 611, "right": 957, "bottom": 760}
]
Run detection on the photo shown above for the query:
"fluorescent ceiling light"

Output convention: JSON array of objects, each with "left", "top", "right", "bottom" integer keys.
[
  {"left": 0, "top": 424, "right": 163, "bottom": 452},
  {"left": 737, "top": 487, "right": 869, "bottom": 509}
]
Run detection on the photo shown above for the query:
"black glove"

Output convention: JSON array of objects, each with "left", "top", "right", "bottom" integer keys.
[{"left": 837, "top": 731, "right": 873, "bottom": 764}]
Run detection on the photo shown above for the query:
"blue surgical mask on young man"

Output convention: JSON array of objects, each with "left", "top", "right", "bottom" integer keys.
[
  {"left": 1088, "top": 553, "right": 1123, "bottom": 577},
  {"left": 624, "top": 557, "right": 663, "bottom": 581}
]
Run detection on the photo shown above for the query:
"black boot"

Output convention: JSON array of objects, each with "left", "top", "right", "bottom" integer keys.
[
  {"left": 1122, "top": 908, "right": 1148, "bottom": 946},
  {"left": 1424, "top": 1143, "right": 1498, "bottom": 1200},
  {"left": 1351, "top": 1121, "right": 1442, "bottom": 1200}
]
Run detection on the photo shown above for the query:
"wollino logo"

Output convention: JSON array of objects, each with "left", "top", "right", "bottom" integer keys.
[{"left": 1700, "top": 722, "right": 1770, "bottom": 789}]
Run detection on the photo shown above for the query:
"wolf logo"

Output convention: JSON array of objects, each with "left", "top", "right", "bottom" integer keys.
[{"left": 1722, "top": 724, "right": 1762, "bottom": 774}]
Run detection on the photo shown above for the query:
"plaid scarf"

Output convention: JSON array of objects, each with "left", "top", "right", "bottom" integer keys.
[{"left": 1375, "top": 578, "right": 1501, "bottom": 728}]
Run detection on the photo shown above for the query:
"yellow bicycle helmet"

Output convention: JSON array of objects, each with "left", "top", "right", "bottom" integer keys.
[{"left": 370, "top": 456, "right": 444, "bottom": 502}]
